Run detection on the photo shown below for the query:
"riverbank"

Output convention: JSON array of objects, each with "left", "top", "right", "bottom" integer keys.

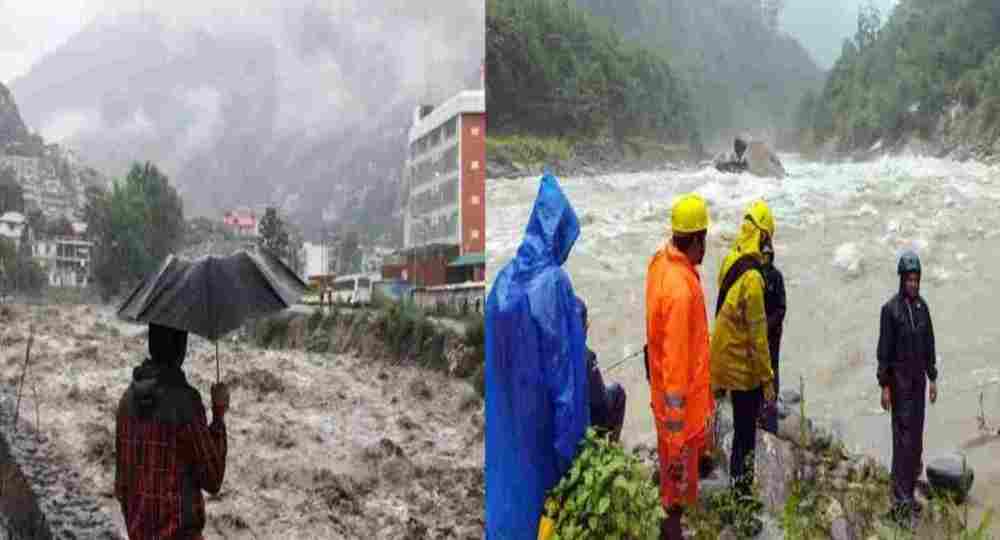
[{"left": 487, "top": 134, "right": 701, "bottom": 180}]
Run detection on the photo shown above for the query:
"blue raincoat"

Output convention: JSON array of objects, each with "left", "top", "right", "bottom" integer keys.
[{"left": 485, "top": 174, "right": 590, "bottom": 539}]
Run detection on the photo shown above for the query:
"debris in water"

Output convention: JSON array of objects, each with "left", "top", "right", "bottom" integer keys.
[{"left": 833, "top": 243, "right": 864, "bottom": 279}]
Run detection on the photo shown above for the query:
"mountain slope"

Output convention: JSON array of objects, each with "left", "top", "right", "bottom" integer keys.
[
  {"left": 0, "top": 81, "right": 104, "bottom": 219},
  {"left": 800, "top": 0, "right": 1000, "bottom": 158},
  {"left": 574, "top": 0, "right": 825, "bottom": 146}
]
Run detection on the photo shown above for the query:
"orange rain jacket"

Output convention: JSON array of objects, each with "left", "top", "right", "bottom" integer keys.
[{"left": 645, "top": 244, "right": 714, "bottom": 506}]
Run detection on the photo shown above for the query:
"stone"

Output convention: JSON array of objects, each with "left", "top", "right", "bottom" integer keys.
[
  {"left": 779, "top": 389, "right": 801, "bottom": 406},
  {"left": 830, "top": 517, "right": 854, "bottom": 540},
  {"left": 745, "top": 141, "right": 787, "bottom": 179},
  {"left": 926, "top": 452, "right": 975, "bottom": 503},
  {"left": 777, "top": 412, "right": 813, "bottom": 444},
  {"left": 833, "top": 243, "right": 864, "bottom": 279},
  {"left": 776, "top": 402, "right": 791, "bottom": 420}
]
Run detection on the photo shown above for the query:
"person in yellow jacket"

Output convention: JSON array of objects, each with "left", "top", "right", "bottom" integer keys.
[
  {"left": 645, "top": 193, "right": 714, "bottom": 540},
  {"left": 711, "top": 199, "right": 776, "bottom": 504}
]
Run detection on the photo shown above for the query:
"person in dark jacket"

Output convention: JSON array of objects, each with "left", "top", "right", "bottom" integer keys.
[
  {"left": 760, "top": 239, "right": 786, "bottom": 434},
  {"left": 576, "top": 296, "right": 627, "bottom": 442},
  {"left": 877, "top": 251, "right": 938, "bottom": 524},
  {"left": 115, "top": 324, "right": 230, "bottom": 540}
]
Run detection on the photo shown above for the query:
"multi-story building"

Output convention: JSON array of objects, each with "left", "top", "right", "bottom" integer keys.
[
  {"left": 399, "top": 89, "right": 485, "bottom": 286},
  {"left": 31, "top": 222, "right": 92, "bottom": 288},
  {"left": 0, "top": 211, "right": 25, "bottom": 247}
]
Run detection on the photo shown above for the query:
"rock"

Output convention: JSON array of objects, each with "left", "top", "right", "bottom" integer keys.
[
  {"left": 754, "top": 432, "right": 797, "bottom": 512},
  {"left": 830, "top": 517, "right": 854, "bottom": 540},
  {"left": 825, "top": 497, "right": 845, "bottom": 523},
  {"left": 776, "top": 401, "right": 791, "bottom": 420},
  {"left": 779, "top": 389, "right": 802, "bottom": 406},
  {"left": 926, "top": 453, "right": 975, "bottom": 503},
  {"left": 457, "top": 385, "right": 481, "bottom": 412},
  {"left": 745, "top": 141, "right": 787, "bottom": 179},
  {"left": 777, "top": 412, "right": 813, "bottom": 444},
  {"left": 833, "top": 243, "right": 864, "bottom": 279}
]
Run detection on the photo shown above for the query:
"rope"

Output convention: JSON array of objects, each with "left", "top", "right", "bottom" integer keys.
[{"left": 603, "top": 347, "right": 644, "bottom": 373}]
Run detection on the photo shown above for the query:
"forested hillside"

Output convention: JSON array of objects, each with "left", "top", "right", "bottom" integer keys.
[{"left": 798, "top": 0, "right": 1000, "bottom": 156}]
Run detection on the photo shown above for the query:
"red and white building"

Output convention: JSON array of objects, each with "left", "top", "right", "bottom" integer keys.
[
  {"left": 396, "top": 89, "right": 485, "bottom": 287},
  {"left": 223, "top": 208, "right": 258, "bottom": 237}
]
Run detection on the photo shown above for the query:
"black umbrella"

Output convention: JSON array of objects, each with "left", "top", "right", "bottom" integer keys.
[{"left": 118, "top": 248, "right": 309, "bottom": 381}]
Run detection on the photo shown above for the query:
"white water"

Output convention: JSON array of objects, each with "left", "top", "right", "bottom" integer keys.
[{"left": 487, "top": 154, "right": 1000, "bottom": 514}]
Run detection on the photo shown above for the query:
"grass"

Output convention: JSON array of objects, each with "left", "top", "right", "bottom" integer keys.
[
  {"left": 256, "top": 304, "right": 481, "bottom": 388},
  {"left": 682, "top": 373, "right": 996, "bottom": 539},
  {"left": 622, "top": 136, "right": 695, "bottom": 163},
  {"left": 487, "top": 134, "right": 572, "bottom": 167}
]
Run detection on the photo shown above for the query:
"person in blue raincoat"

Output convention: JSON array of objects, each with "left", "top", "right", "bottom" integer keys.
[{"left": 485, "top": 173, "right": 590, "bottom": 540}]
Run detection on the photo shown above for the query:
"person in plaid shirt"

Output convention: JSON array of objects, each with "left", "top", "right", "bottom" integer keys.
[{"left": 115, "top": 324, "right": 229, "bottom": 540}]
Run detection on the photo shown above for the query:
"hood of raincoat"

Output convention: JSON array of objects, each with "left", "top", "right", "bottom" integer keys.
[
  {"left": 485, "top": 173, "right": 589, "bottom": 539},
  {"left": 720, "top": 216, "right": 766, "bottom": 280},
  {"left": 514, "top": 174, "right": 580, "bottom": 274},
  {"left": 131, "top": 324, "right": 190, "bottom": 412}
]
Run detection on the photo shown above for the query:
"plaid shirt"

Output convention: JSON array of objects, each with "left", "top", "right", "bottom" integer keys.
[{"left": 115, "top": 385, "right": 227, "bottom": 540}]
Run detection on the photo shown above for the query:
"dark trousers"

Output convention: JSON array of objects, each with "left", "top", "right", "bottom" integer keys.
[
  {"left": 890, "top": 372, "right": 926, "bottom": 507},
  {"left": 660, "top": 507, "right": 683, "bottom": 540},
  {"left": 603, "top": 383, "right": 626, "bottom": 442},
  {"left": 730, "top": 386, "right": 764, "bottom": 497}
]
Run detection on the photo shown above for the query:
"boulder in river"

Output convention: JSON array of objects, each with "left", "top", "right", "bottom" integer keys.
[
  {"left": 926, "top": 452, "right": 975, "bottom": 503},
  {"left": 745, "top": 141, "right": 787, "bottom": 179}
]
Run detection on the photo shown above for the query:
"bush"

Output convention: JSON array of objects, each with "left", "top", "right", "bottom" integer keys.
[
  {"left": 255, "top": 315, "right": 291, "bottom": 348},
  {"left": 543, "top": 428, "right": 664, "bottom": 539},
  {"left": 487, "top": 135, "right": 572, "bottom": 166}
]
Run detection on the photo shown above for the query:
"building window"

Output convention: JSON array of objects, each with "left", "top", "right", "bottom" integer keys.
[
  {"left": 471, "top": 126, "right": 481, "bottom": 137},
  {"left": 471, "top": 195, "right": 479, "bottom": 205},
  {"left": 470, "top": 160, "right": 480, "bottom": 171},
  {"left": 471, "top": 229, "right": 480, "bottom": 240}
]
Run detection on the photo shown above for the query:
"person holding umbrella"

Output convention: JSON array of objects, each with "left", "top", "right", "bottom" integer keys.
[
  {"left": 115, "top": 248, "right": 308, "bottom": 539},
  {"left": 115, "top": 324, "right": 229, "bottom": 540}
]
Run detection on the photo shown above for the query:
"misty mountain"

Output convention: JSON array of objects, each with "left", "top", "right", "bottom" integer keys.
[
  {"left": 574, "top": 0, "right": 825, "bottom": 145},
  {"left": 10, "top": 3, "right": 483, "bottom": 241},
  {"left": 781, "top": 0, "right": 897, "bottom": 69},
  {"left": 0, "top": 81, "right": 104, "bottom": 220}
]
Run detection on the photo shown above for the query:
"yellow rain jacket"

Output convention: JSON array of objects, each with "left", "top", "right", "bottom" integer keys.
[{"left": 710, "top": 218, "right": 774, "bottom": 392}]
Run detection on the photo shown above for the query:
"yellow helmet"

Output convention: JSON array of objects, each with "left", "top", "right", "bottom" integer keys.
[
  {"left": 671, "top": 193, "right": 710, "bottom": 234},
  {"left": 746, "top": 199, "right": 775, "bottom": 237}
]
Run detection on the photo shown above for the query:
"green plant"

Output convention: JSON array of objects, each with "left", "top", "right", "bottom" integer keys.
[
  {"left": 544, "top": 428, "right": 664, "bottom": 539},
  {"left": 307, "top": 309, "right": 324, "bottom": 332}
]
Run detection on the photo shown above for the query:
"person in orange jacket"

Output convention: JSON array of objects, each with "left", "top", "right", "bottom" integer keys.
[{"left": 645, "top": 193, "right": 714, "bottom": 540}]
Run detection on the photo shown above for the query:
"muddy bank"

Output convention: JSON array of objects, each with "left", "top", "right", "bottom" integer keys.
[
  {"left": 632, "top": 392, "right": 983, "bottom": 539},
  {"left": 0, "top": 304, "right": 485, "bottom": 539},
  {"left": 488, "top": 137, "right": 702, "bottom": 180}
]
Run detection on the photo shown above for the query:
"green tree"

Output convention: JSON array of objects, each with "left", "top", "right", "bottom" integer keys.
[
  {"left": 257, "top": 207, "right": 290, "bottom": 262},
  {"left": 11, "top": 223, "right": 45, "bottom": 294},
  {"left": 84, "top": 162, "right": 185, "bottom": 300}
]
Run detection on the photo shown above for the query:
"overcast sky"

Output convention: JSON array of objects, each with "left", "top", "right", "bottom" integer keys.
[{"left": 1, "top": 0, "right": 484, "bottom": 86}]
